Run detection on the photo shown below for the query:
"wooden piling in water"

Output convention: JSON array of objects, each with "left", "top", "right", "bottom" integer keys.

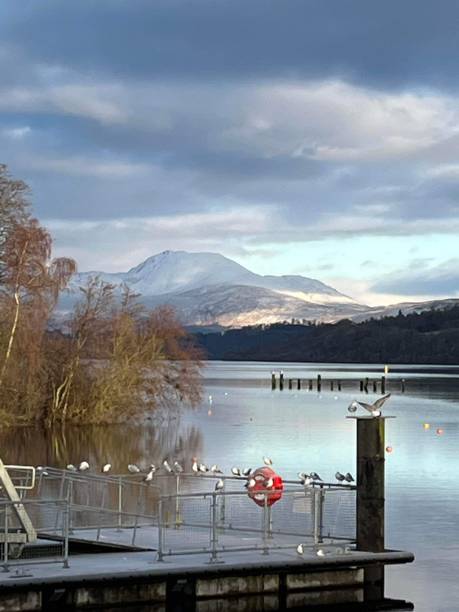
[
  {"left": 271, "top": 372, "right": 276, "bottom": 391},
  {"left": 308, "top": 379, "right": 313, "bottom": 391},
  {"left": 317, "top": 374, "right": 322, "bottom": 392},
  {"left": 372, "top": 380, "right": 377, "bottom": 393},
  {"left": 381, "top": 376, "right": 386, "bottom": 394},
  {"left": 297, "top": 378, "right": 301, "bottom": 390},
  {"left": 355, "top": 416, "right": 388, "bottom": 602},
  {"left": 364, "top": 377, "right": 369, "bottom": 393},
  {"left": 279, "top": 371, "right": 284, "bottom": 391},
  {"left": 288, "top": 379, "right": 293, "bottom": 390},
  {"left": 401, "top": 378, "right": 405, "bottom": 393},
  {"left": 338, "top": 380, "right": 342, "bottom": 391},
  {"left": 360, "top": 380, "right": 364, "bottom": 392},
  {"left": 330, "top": 380, "right": 334, "bottom": 391}
]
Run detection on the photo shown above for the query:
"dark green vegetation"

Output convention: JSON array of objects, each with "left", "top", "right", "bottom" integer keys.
[{"left": 195, "top": 307, "right": 459, "bottom": 364}]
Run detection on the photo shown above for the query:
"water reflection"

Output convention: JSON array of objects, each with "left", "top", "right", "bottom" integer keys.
[{"left": 0, "top": 416, "right": 203, "bottom": 474}]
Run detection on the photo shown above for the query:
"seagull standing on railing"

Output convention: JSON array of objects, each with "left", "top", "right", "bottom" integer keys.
[
  {"left": 144, "top": 469, "right": 155, "bottom": 482},
  {"left": 335, "top": 472, "right": 345, "bottom": 482},
  {"left": 78, "top": 461, "right": 89, "bottom": 472},
  {"left": 102, "top": 464, "right": 111, "bottom": 473},
  {"left": 149, "top": 464, "right": 156, "bottom": 474},
  {"left": 296, "top": 544, "right": 304, "bottom": 555},
  {"left": 66, "top": 464, "right": 77, "bottom": 472},
  {"left": 210, "top": 464, "right": 223, "bottom": 474},
  {"left": 173, "top": 461, "right": 183, "bottom": 474},
  {"left": 231, "top": 467, "right": 242, "bottom": 476},
  {"left": 215, "top": 479, "right": 224, "bottom": 491},
  {"left": 242, "top": 467, "right": 252, "bottom": 477},
  {"left": 192, "top": 461, "right": 199, "bottom": 474},
  {"left": 245, "top": 478, "right": 256, "bottom": 489},
  {"left": 345, "top": 473, "right": 355, "bottom": 483},
  {"left": 310, "top": 472, "right": 322, "bottom": 482},
  {"left": 162, "top": 460, "right": 173, "bottom": 473},
  {"left": 128, "top": 464, "right": 140, "bottom": 473},
  {"left": 351, "top": 393, "right": 391, "bottom": 417},
  {"left": 199, "top": 463, "right": 209, "bottom": 473}
]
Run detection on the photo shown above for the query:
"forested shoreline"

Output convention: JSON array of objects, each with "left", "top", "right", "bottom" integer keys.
[{"left": 195, "top": 307, "right": 459, "bottom": 364}]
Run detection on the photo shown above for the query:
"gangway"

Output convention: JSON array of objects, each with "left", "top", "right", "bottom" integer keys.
[{"left": 0, "top": 458, "right": 37, "bottom": 548}]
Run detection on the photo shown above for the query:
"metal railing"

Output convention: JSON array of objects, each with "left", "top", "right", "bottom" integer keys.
[
  {"left": 0, "top": 497, "right": 69, "bottom": 571},
  {"left": 157, "top": 484, "right": 356, "bottom": 563}
]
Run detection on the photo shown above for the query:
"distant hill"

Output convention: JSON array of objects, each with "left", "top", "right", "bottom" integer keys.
[{"left": 194, "top": 306, "right": 459, "bottom": 364}]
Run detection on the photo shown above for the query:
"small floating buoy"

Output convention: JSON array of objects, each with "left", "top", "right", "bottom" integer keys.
[{"left": 386, "top": 446, "right": 393, "bottom": 453}]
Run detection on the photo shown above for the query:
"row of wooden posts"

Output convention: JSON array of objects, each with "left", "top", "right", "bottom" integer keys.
[{"left": 271, "top": 372, "right": 406, "bottom": 393}]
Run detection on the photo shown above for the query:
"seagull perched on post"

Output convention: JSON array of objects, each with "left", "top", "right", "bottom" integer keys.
[
  {"left": 102, "top": 463, "right": 111, "bottom": 473},
  {"left": 351, "top": 393, "right": 391, "bottom": 417},
  {"left": 128, "top": 464, "right": 140, "bottom": 473},
  {"left": 78, "top": 461, "right": 89, "bottom": 472},
  {"left": 66, "top": 464, "right": 77, "bottom": 472},
  {"left": 335, "top": 471, "right": 345, "bottom": 482}
]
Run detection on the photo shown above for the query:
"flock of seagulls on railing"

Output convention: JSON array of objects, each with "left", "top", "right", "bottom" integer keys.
[{"left": 35, "top": 456, "right": 354, "bottom": 491}]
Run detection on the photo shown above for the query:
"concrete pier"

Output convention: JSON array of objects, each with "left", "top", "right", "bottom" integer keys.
[{"left": 0, "top": 547, "right": 414, "bottom": 610}]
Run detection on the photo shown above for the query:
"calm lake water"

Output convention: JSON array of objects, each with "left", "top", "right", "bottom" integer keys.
[{"left": 2, "top": 361, "right": 459, "bottom": 612}]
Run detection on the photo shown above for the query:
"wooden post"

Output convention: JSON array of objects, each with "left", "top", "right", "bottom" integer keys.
[
  {"left": 354, "top": 416, "right": 390, "bottom": 602},
  {"left": 317, "top": 374, "right": 322, "bottom": 392},
  {"left": 308, "top": 379, "right": 313, "bottom": 391},
  {"left": 372, "top": 380, "right": 377, "bottom": 393},
  {"left": 330, "top": 380, "right": 334, "bottom": 391},
  {"left": 401, "top": 379, "right": 405, "bottom": 393},
  {"left": 338, "top": 380, "right": 342, "bottom": 391},
  {"left": 279, "top": 371, "right": 284, "bottom": 391},
  {"left": 297, "top": 378, "right": 301, "bottom": 390},
  {"left": 381, "top": 376, "right": 386, "bottom": 394},
  {"left": 288, "top": 378, "right": 293, "bottom": 390},
  {"left": 364, "top": 377, "right": 369, "bottom": 393},
  {"left": 271, "top": 372, "right": 276, "bottom": 391},
  {"left": 360, "top": 380, "right": 364, "bottom": 392}
]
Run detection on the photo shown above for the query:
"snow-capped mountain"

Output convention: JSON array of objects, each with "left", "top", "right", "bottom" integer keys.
[{"left": 67, "top": 250, "right": 367, "bottom": 326}]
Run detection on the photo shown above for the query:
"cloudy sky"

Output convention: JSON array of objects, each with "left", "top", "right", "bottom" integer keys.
[{"left": 2, "top": 0, "right": 459, "bottom": 305}]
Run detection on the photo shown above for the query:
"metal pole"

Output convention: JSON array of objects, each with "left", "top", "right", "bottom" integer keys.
[
  {"left": 313, "top": 489, "right": 320, "bottom": 545},
  {"left": 157, "top": 498, "right": 164, "bottom": 561},
  {"left": 3, "top": 505, "right": 9, "bottom": 572},
  {"left": 175, "top": 474, "right": 181, "bottom": 528},
  {"left": 63, "top": 497, "right": 70, "bottom": 568},
  {"left": 117, "top": 477, "right": 123, "bottom": 532},
  {"left": 262, "top": 495, "right": 269, "bottom": 555},
  {"left": 209, "top": 492, "right": 219, "bottom": 563},
  {"left": 355, "top": 416, "right": 388, "bottom": 602}
]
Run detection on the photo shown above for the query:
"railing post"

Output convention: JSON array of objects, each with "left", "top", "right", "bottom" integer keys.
[
  {"left": 157, "top": 498, "right": 164, "bottom": 561},
  {"left": 63, "top": 496, "right": 70, "bottom": 568},
  {"left": 209, "top": 492, "right": 219, "bottom": 563},
  {"left": 117, "top": 477, "right": 123, "bottom": 532},
  {"left": 262, "top": 495, "right": 269, "bottom": 555},
  {"left": 3, "top": 505, "right": 9, "bottom": 572},
  {"left": 313, "top": 487, "right": 324, "bottom": 545},
  {"left": 267, "top": 504, "right": 273, "bottom": 539},
  {"left": 175, "top": 474, "right": 182, "bottom": 528},
  {"left": 219, "top": 482, "right": 226, "bottom": 528}
]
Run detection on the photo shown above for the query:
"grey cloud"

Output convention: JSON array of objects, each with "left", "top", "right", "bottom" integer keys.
[
  {"left": 371, "top": 260, "right": 459, "bottom": 296},
  {"left": 3, "top": 1, "right": 459, "bottom": 91}
]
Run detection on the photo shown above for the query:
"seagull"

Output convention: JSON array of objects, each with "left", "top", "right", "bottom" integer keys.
[
  {"left": 242, "top": 467, "right": 252, "bottom": 477},
  {"left": 199, "top": 463, "right": 208, "bottom": 473},
  {"left": 78, "top": 461, "right": 89, "bottom": 472},
  {"left": 263, "top": 456, "right": 273, "bottom": 466},
  {"left": 192, "top": 461, "right": 199, "bottom": 474},
  {"left": 66, "top": 464, "right": 77, "bottom": 472},
  {"left": 296, "top": 543, "right": 304, "bottom": 555},
  {"left": 245, "top": 478, "right": 256, "bottom": 489},
  {"left": 210, "top": 464, "right": 223, "bottom": 474},
  {"left": 149, "top": 464, "right": 156, "bottom": 473},
  {"left": 344, "top": 473, "right": 355, "bottom": 483},
  {"left": 215, "top": 479, "right": 224, "bottom": 491},
  {"left": 355, "top": 393, "right": 391, "bottom": 417},
  {"left": 36, "top": 466, "right": 49, "bottom": 476},
  {"left": 102, "top": 464, "right": 111, "bottom": 473},
  {"left": 144, "top": 469, "right": 155, "bottom": 482},
  {"left": 317, "top": 549, "right": 325, "bottom": 557},
  {"left": 162, "top": 460, "right": 173, "bottom": 473},
  {"left": 300, "top": 475, "right": 313, "bottom": 487},
  {"left": 335, "top": 471, "right": 346, "bottom": 482},
  {"left": 231, "top": 467, "right": 242, "bottom": 476},
  {"left": 173, "top": 461, "right": 183, "bottom": 473},
  {"left": 264, "top": 477, "right": 274, "bottom": 488},
  {"left": 310, "top": 472, "right": 322, "bottom": 481},
  {"left": 128, "top": 464, "right": 140, "bottom": 473}
]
